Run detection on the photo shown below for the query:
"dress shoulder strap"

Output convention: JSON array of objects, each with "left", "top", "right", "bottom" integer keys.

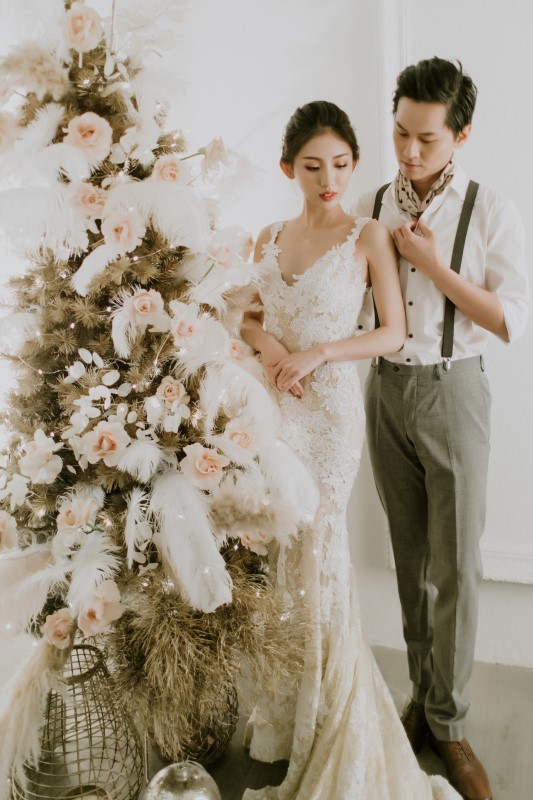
[{"left": 268, "top": 221, "right": 284, "bottom": 246}]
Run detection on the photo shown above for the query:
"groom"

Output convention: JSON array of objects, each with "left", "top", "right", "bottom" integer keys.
[{"left": 355, "top": 57, "right": 529, "bottom": 800}]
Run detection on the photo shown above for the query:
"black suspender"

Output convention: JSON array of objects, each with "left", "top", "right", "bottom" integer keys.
[
  {"left": 371, "top": 183, "right": 390, "bottom": 329},
  {"left": 372, "top": 183, "right": 391, "bottom": 221},
  {"left": 371, "top": 180, "right": 479, "bottom": 360},
  {"left": 441, "top": 180, "right": 479, "bottom": 358}
]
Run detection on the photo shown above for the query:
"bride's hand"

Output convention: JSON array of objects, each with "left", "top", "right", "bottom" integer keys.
[
  {"left": 260, "top": 339, "right": 304, "bottom": 397},
  {"left": 272, "top": 346, "right": 325, "bottom": 394}
]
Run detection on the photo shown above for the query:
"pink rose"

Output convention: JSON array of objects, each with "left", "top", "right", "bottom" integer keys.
[
  {"left": 63, "top": 112, "right": 113, "bottom": 162},
  {"left": 151, "top": 155, "right": 192, "bottom": 183},
  {"left": 240, "top": 529, "right": 271, "bottom": 557},
  {"left": 101, "top": 207, "right": 146, "bottom": 255},
  {"left": 156, "top": 376, "right": 188, "bottom": 409},
  {"left": 80, "top": 421, "right": 131, "bottom": 467},
  {"left": 77, "top": 579, "right": 124, "bottom": 636},
  {"left": 240, "top": 233, "right": 254, "bottom": 262},
  {"left": 227, "top": 430, "right": 252, "bottom": 449},
  {"left": 0, "top": 112, "right": 18, "bottom": 154},
  {"left": 0, "top": 510, "right": 17, "bottom": 551},
  {"left": 130, "top": 288, "right": 165, "bottom": 321},
  {"left": 56, "top": 495, "right": 99, "bottom": 535},
  {"left": 68, "top": 182, "right": 107, "bottom": 219},
  {"left": 201, "top": 137, "right": 227, "bottom": 173},
  {"left": 18, "top": 429, "right": 63, "bottom": 484},
  {"left": 63, "top": 2, "right": 104, "bottom": 53},
  {"left": 0, "top": 81, "right": 13, "bottom": 107},
  {"left": 180, "top": 443, "right": 230, "bottom": 491},
  {"left": 41, "top": 608, "right": 74, "bottom": 650},
  {"left": 229, "top": 340, "right": 246, "bottom": 360},
  {"left": 210, "top": 245, "right": 234, "bottom": 268}
]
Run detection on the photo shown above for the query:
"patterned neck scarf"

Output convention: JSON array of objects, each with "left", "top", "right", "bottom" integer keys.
[{"left": 395, "top": 154, "right": 456, "bottom": 218}]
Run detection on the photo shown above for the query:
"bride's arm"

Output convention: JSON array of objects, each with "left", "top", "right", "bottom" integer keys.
[
  {"left": 273, "top": 221, "right": 406, "bottom": 393},
  {"left": 241, "top": 227, "right": 304, "bottom": 397}
]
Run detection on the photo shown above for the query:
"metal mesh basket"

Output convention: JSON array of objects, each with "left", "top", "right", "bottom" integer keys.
[{"left": 12, "top": 645, "right": 144, "bottom": 800}]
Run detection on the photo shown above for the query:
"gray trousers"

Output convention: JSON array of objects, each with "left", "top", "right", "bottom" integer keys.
[{"left": 365, "top": 356, "right": 491, "bottom": 741}]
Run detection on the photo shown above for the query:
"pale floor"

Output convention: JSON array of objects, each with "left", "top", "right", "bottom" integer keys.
[{"left": 148, "top": 647, "right": 533, "bottom": 800}]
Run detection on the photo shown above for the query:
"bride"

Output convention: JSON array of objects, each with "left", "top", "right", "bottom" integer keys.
[{"left": 240, "top": 100, "right": 459, "bottom": 799}]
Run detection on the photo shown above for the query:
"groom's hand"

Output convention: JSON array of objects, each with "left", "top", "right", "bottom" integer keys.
[{"left": 392, "top": 219, "right": 446, "bottom": 279}]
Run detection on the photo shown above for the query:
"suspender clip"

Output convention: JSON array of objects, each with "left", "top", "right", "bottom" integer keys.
[{"left": 443, "top": 358, "right": 451, "bottom": 371}]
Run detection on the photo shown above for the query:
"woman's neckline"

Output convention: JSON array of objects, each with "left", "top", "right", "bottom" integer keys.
[{"left": 272, "top": 217, "right": 360, "bottom": 288}]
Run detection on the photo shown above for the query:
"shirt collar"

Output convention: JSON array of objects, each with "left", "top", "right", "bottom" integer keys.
[{"left": 447, "top": 163, "right": 470, "bottom": 199}]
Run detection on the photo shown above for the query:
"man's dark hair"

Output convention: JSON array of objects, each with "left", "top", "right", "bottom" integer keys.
[{"left": 392, "top": 57, "right": 478, "bottom": 136}]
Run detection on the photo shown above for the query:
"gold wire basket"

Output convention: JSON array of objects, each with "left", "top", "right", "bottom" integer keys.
[{"left": 12, "top": 645, "right": 144, "bottom": 800}]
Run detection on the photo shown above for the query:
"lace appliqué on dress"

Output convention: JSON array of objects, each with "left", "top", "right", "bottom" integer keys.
[{"left": 242, "top": 219, "right": 461, "bottom": 800}]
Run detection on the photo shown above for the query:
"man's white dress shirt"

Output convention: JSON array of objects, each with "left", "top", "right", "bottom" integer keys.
[{"left": 354, "top": 166, "right": 530, "bottom": 365}]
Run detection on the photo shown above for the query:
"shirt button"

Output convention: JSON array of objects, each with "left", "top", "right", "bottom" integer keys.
[
  {"left": 408, "top": 301, "right": 414, "bottom": 306},
  {"left": 393, "top": 365, "right": 400, "bottom": 372},
  {"left": 408, "top": 333, "right": 413, "bottom": 338},
  {"left": 411, "top": 267, "right": 416, "bottom": 273},
  {"left": 357, "top": 324, "right": 363, "bottom": 330},
  {"left": 406, "top": 358, "right": 412, "bottom": 363}
]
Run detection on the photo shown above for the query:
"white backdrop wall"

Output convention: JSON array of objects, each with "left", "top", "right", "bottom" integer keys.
[
  {"left": 1, "top": 0, "right": 532, "bottom": 666},
  {"left": 174, "top": 0, "right": 533, "bottom": 667}
]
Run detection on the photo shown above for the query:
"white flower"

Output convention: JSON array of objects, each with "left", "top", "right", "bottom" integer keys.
[
  {"left": 77, "top": 579, "right": 125, "bottom": 636},
  {"left": 240, "top": 528, "right": 272, "bottom": 556},
  {"left": 41, "top": 608, "right": 74, "bottom": 649},
  {"left": 63, "top": 112, "right": 113, "bottom": 162},
  {"left": 56, "top": 494, "right": 100, "bottom": 535},
  {"left": 168, "top": 300, "right": 203, "bottom": 347},
  {"left": 80, "top": 421, "right": 131, "bottom": 467},
  {"left": 151, "top": 154, "right": 192, "bottom": 184},
  {"left": 126, "top": 288, "right": 169, "bottom": 330},
  {"left": 0, "top": 473, "right": 30, "bottom": 511},
  {"left": 0, "top": 510, "right": 17, "bottom": 550},
  {"left": 179, "top": 443, "right": 229, "bottom": 491},
  {"left": 68, "top": 182, "right": 107, "bottom": 220},
  {"left": 63, "top": 2, "right": 104, "bottom": 54},
  {"left": 101, "top": 207, "right": 146, "bottom": 255},
  {"left": 201, "top": 137, "right": 227, "bottom": 174},
  {"left": 18, "top": 429, "right": 63, "bottom": 484}
]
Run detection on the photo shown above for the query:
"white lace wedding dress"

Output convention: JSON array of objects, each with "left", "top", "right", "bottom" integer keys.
[{"left": 242, "top": 218, "right": 459, "bottom": 799}]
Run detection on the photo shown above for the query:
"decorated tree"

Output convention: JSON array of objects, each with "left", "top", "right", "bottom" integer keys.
[{"left": 0, "top": 0, "right": 316, "bottom": 791}]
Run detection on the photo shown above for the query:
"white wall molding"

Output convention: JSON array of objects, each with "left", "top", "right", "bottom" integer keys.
[{"left": 387, "top": 540, "right": 533, "bottom": 585}]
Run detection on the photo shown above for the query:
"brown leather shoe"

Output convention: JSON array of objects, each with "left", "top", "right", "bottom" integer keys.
[
  {"left": 400, "top": 699, "right": 429, "bottom": 754},
  {"left": 428, "top": 733, "right": 492, "bottom": 800}
]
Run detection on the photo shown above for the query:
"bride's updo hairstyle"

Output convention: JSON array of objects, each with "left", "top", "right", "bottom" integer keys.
[{"left": 281, "top": 100, "right": 360, "bottom": 165}]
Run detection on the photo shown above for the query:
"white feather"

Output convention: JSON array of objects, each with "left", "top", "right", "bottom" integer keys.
[
  {"left": 0, "top": 1, "right": 68, "bottom": 60},
  {"left": 149, "top": 471, "right": 232, "bottom": 613},
  {"left": 9, "top": 102, "right": 64, "bottom": 164},
  {"left": 0, "top": 310, "right": 43, "bottom": 355},
  {"left": 0, "top": 546, "right": 55, "bottom": 632},
  {"left": 174, "top": 317, "right": 231, "bottom": 379},
  {"left": 199, "top": 361, "right": 279, "bottom": 440},
  {"left": 66, "top": 532, "right": 121, "bottom": 614},
  {"left": 105, "top": 181, "right": 210, "bottom": 252},
  {"left": 124, "top": 488, "right": 150, "bottom": 569},
  {"left": 0, "top": 185, "right": 89, "bottom": 255},
  {"left": 258, "top": 441, "right": 320, "bottom": 525},
  {"left": 111, "top": 301, "right": 137, "bottom": 358},
  {"left": 185, "top": 262, "right": 252, "bottom": 313},
  {"left": 0, "top": 638, "right": 61, "bottom": 800},
  {"left": 118, "top": 438, "right": 162, "bottom": 483},
  {"left": 70, "top": 244, "right": 118, "bottom": 296}
]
